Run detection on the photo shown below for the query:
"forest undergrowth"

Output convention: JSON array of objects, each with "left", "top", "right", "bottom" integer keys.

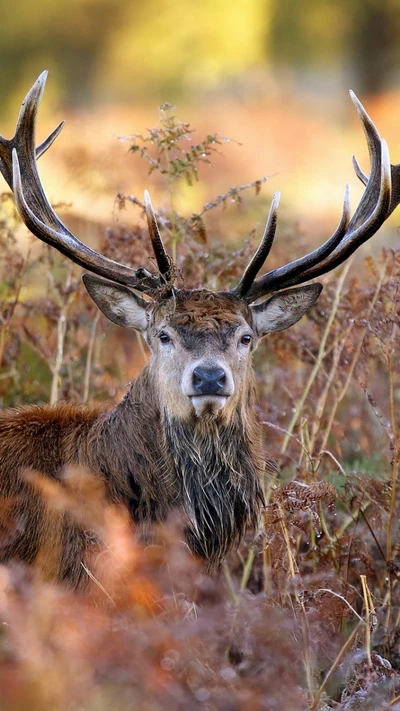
[{"left": 0, "top": 104, "right": 399, "bottom": 710}]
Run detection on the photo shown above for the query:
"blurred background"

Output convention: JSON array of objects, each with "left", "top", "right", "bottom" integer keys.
[
  {"left": 1, "top": 5, "right": 400, "bottom": 708},
  {"left": 1, "top": 0, "right": 400, "bottom": 102},
  {"left": 0, "top": 0, "right": 400, "bottom": 230}
]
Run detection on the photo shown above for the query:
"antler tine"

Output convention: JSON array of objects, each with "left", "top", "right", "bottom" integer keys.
[
  {"left": 231, "top": 192, "right": 280, "bottom": 299},
  {"left": 0, "top": 72, "right": 161, "bottom": 293},
  {"left": 241, "top": 182, "right": 351, "bottom": 303},
  {"left": 242, "top": 92, "right": 393, "bottom": 303},
  {"left": 35, "top": 121, "right": 65, "bottom": 160},
  {"left": 144, "top": 190, "right": 171, "bottom": 279},
  {"left": 352, "top": 154, "right": 368, "bottom": 186},
  {"left": 353, "top": 127, "right": 400, "bottom": 224},
  {"left": 0, "top": 72, "right": 64, "bottom": 191},
  {"left": 0, "top": 122, "right": 64, "bottom": 190},
  {"left": 355, "top": 156, "right": 400, "bottom": 225}
]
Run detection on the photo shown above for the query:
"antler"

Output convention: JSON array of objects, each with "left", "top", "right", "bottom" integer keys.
[
  {"left": 144, "top": 190, "right": 171, "bottom": 279},
  {"left": 0, "top": 72, "right": 170, "bottom": 294},
  {"left": 3, "top": 76, "right": 397, "bottom": 303},
  {"left": 232, "top": 91, "right": 397, "bottom": 304}
]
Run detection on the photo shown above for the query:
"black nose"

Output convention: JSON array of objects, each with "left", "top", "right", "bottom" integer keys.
[{"left": 192, "top": 366, "right": 226, "bottom": 395}]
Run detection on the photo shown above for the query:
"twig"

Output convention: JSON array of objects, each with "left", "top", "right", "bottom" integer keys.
[
  {"left": 278, "top": 506, "right": 313, "bottom": 696},
  {"left": 360, "top": 574, "right": 372, "bottom": 668},
  {"left": 80, "top": 562, "right": 117, "bottom": 608},
  {"left": 49, "top": 266, "right": 75, "bottom": 405},
  {"left": 313, "top": 588, "right": 364, "bottom": 622},
  {"left": 318, "top": 449, "right": 347, "bottom": 477},
  {"left": 319, "top": 254, "right": 389, "bottom": 453},
  {"left": 83, "top": 311, "right": 100, "bottom": 403},
  {"left": 281, "top": 259, "right": 353, "bottom": 454},
  {"left": 0, "top": 248, "right": 31, "bottom": 366},
  {"left": 308, "top": 621, "right": 364, "bottom": 711}
]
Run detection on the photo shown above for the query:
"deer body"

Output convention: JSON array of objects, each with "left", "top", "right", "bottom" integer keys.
[
  {"left": 0, "top": 290, "right": 265, "bottom": 584},
  {"left": 0, "top": 73, "right": 399, "bottom": 587},
  {"left": 0, "top": 394, "right": 262, "bottom": 581}
]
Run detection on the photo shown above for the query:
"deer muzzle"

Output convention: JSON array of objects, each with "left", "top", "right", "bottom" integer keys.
[{"left": 183, "top": 361, "right": 234, "bottom": 417}]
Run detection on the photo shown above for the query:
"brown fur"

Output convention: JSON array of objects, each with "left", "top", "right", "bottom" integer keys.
[
  {"left": 0, "top": 290, "right": 265, "bottom": 587},
  {"left": 158, "top": 290, "right": 251, "bottom": 329}
]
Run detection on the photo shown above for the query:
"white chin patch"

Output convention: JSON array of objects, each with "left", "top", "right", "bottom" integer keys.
[{"left": 190, "top": 395, "right": 228, "bottom": 418}]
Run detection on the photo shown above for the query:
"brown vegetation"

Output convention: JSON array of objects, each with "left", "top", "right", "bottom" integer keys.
[{"left": 0, "top": 97, "right": 399, "bottom": 710}]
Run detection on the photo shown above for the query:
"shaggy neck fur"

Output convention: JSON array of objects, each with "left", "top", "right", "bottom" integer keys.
[
  {"left": 92, "top": 367, "right": 264, "bottom": 566},
  {"left": 163, "top": 412, "right": 264, "bottom": 566}
]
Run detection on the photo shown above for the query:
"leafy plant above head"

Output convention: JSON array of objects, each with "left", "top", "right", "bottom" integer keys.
[
  {"left": 117, "top": 103, "right": 271, "bottom": 265},
  {"left": 122, "top": 102, "right": 231, "bottom": 187}
]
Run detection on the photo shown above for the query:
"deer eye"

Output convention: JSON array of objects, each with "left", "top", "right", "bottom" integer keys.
[
  {"left": 159, "top": 331, "right": 172, "bottom": 344},
  {"left": 240, "top": 334, "right": 252, "bottom": 346}
]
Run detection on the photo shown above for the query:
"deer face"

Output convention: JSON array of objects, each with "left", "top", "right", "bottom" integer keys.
[
  {"left": 146, "top": 291, "right": 254, "bottom": 420},
  {"left": 83, "top": 277, "right": 321, "bottom": 421}
]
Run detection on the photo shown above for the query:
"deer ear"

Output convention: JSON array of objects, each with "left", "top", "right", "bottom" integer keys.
[
  {"left": 251, "top": 283, "right": 322, "bottom": 336},
  {"left": 82, "top": 274, "right": 149, "bottom": 331}
]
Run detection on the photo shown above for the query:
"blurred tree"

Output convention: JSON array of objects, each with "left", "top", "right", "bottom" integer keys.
[
  {"left": 347, "top": 0, "right": 400, "bottom": 94},
  {"left": 0, "top": 0, "right": 128, "bottom": 110},
  {"left": 269, "top": 0, "right": 400, "bottom": 95},
  {"left": 0, "top": 0, "right": 399, "bottom": 109},
  {"left": 99, "top": 0, "right": 270, "bottom": 100},
  {"left": 0, "top": 0, "right": 270, "bottom": 108},
  {"left": 269, "top": 0, "right": 344, "bottom": 69}
]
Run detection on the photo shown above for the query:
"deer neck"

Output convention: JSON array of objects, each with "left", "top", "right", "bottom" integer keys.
[
  {"left": 161, "top": 387, "right": 265, "bottom": 565},
  {"left": 94, "top": 367, "right": 264, "bottom": 563},
  {"left": 91, "top": 368, "right": 178, "bottom": 520}
]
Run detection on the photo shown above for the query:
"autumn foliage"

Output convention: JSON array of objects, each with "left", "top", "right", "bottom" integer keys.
[{"left": 0, "top": 103, "right": 400, "bottom": 711}]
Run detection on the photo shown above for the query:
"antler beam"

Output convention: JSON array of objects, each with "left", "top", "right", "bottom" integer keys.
[
  {"left": 2, "top": 74, "right": 398, "bottom": 304},
  {"left": 233, "top": 91, "right": 397, "bottom": 304},
  {"left": 0, "top": 72, "right": 167, "bottom": 293}
]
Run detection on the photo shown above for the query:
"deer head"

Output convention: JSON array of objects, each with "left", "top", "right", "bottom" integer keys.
[
  {"left": 82, "top": 275, "right": 321, "bottom": 420},
  {"left": 0, "top": 72, "right": 398, "bottom": 422}
]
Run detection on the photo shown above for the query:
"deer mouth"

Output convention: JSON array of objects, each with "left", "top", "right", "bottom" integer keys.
[
  {"left": 183, "top": 362, "right": 234, "bottom": 417},
  {"left": 190, "top": 394, "right": 229, "bottom": 417}
]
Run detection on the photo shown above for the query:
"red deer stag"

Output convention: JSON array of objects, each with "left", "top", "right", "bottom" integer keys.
[{"left": 0, "top": 73, "right": 398, "bottom": 587}]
